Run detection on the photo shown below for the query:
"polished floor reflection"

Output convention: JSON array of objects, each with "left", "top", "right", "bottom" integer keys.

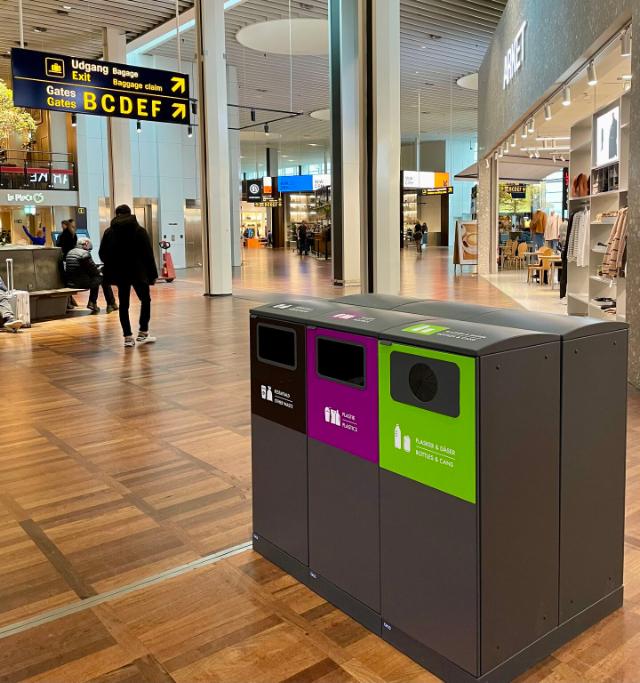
[{"left": 1, "top": 246, "right": 639, "bottom": 682}]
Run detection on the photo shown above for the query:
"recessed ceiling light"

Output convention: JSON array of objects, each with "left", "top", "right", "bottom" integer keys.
[
  {"left": 33, "top": 26, "right": 47, "bottom": 33},
  {"left": 62, "top": 3, "right": 72, "bottom": 8},
  {"left": 308, "top": 143, "right": 319, "bottom": 146}
]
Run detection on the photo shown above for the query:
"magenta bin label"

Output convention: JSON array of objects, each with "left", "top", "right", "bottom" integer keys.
[{"left": 306, "top": 327, "right": 379, "bottom": 462}]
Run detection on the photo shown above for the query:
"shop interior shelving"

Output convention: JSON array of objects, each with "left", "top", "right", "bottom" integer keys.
[{"left": 567, "top": 93, "right": 629, "bottom": 322}]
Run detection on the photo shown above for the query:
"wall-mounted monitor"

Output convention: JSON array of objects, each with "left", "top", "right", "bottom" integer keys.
[{"left": 594, "top": 103, "right": 620, "bottom": 168}]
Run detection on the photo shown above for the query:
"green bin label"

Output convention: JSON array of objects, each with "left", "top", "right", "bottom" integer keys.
[
  {"left": 379, "top": 342, "right": 477, "bottom": 504},
  {"left": 403, "top": 323, "right": 448, "bottom": 336}
]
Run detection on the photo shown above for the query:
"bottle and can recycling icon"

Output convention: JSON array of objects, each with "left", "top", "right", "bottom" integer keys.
[{"left": 394, "top": 424, "right": 411, "bottom": 453}]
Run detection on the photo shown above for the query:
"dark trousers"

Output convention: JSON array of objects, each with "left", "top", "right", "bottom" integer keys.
[
  {"left": 89, "top": 282, "right": 116, "bottom": 306},
  {"left": 117, "top": 282, "right": 151, "bottom": 337}
]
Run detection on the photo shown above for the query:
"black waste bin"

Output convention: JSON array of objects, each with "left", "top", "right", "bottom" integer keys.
[
  {"left": 252, "top": 298, "right": 426, "bottom": 631},
  {"left": 377, "top": 316, "right": 562, "bottom": 680},
  {"left": 250, "top": 298, "right": 341, "bottom": 572}
]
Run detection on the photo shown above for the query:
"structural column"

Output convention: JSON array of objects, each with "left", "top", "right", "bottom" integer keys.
[
  {"left": 329, "top": 0, "right": 363, "bottom": 286},
  {"left": 103, "top": 28, "right": 133, "bottom": 211},
  {"left": 626, "top": 22, "right": 640, "bottom": 385},
  {"left": 367, "top": 0, "right": 401, "bottom": 293},
  {"left": 195, "top": 0, "right": 232, "bottom": 295},
  {"left": 227, "top": 64, "right": 242, "bottom": 269},
  {"left": 477, "top": 155, "right": 498, "bottom": 276}
]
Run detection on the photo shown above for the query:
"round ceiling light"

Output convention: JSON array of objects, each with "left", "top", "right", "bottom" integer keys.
[
  {"left": 456, "top": 73, "right": 478, "bottom": 91},
  {"left": 236, "top": 18, "right": 328, "bottom": 56},
  {"left": 310, "top": 108, "right": 330, "bottom": 121}
]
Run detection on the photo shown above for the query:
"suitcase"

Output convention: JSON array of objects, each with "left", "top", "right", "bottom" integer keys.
[{"left": 5, "top": 258, "right": 31, "bottom": 328}]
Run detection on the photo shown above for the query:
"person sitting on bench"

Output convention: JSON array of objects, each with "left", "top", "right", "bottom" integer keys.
[
  {"left": 0, "top": 276, "right": 23, "bottom": 331},
  {"left": 65, "top": 237, "right": 118, "bottom": 314}
]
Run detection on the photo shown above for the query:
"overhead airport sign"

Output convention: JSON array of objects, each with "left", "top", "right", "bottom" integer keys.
[
  {"left": 419, "top": 186, "right": 453, "bottom": 196},
  {"left": 11, "top": 48, "right": 190, "bottom": 125}
]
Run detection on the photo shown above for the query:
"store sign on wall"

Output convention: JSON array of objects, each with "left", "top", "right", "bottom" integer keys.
[
  {"left": 504, "top": 182, "right": 527, "bottom": 198},
  {"left": 503, "top": 21, "right": 526, "bottom": 89},
  {"left": 247, "top": 180, "right": 263, "bottom": 202},
  {"left": 7, "top": 192, "right": 45, "bottom": 204},
  {"left": 11, "top": 48, "right": 190, "bottom": 125},
  {"left": 403, "top": 171, "right": 450, "bottom": 190}
]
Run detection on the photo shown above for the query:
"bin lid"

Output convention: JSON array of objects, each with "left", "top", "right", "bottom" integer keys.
[
  {"left": 381, "top": 316, "right": 560, "bottom": 356},
  {"left": 251, "top": 298, "right": 429, "bottom": 335},
  {"left": 332, "top": 293, "right": 421, "bottom": 310},
  {"left": 399, "top": 300, "right": 628, "bottom": 340},
  {"left": 399, "top": 300, "right": 499, "bottom": 320}
]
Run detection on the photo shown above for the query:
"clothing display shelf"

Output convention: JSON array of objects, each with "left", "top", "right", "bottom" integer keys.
[{"left": 566, "top": 94, "right": 629, "bottom": 323}]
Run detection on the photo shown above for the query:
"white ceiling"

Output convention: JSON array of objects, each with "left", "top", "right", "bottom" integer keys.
[
  {"left": 148, "top": 0, "right": 507, "bottom": 144},
  {"left": 0, "top": 0, "right": 508, "bottom": 151},
  {"left": 0, "top": 0, "right": 192, "bottom": 80}
]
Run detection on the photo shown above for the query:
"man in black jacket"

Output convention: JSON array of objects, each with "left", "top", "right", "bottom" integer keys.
[
  {"left": 65, "top": 237, "right": 117, "bottom": 314},
  {"left": 99, "top": 205, "right": 159, "bottom": 348}
]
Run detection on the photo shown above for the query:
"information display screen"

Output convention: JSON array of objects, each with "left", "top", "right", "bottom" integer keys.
[
  {"left": 11, "top": 48, "right": 190, "bottom": 125},
  {"left": 277, "top": 175, "right": 314, "bottom": 193}
]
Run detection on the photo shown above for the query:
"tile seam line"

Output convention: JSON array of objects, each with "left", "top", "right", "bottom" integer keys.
[{"left": 0, "top": 540, "right": 252, "bottom": 641}]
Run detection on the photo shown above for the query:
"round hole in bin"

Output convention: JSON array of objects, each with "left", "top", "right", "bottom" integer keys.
[{"left": 409, "top": 363, "right": 438, "bottom": 403}]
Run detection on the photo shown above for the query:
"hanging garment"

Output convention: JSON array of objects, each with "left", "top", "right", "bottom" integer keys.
[
  {"left": 560, "top": 213, "right": 577, "bottom": 298},
  {"left": 601, "top": 208, "right": 628, "bottom": 279},
  {"left": 545, "top": 212, "right": 561, "bottom": 241},
  {"left": 576, "top": 209, "right": 590, "bottom": 268},
  {"left": 531, "top": 210, "right": 548, "bottom": 234},
  {"left": 566, "top": 209, "right": 589, "bottom": 267}
]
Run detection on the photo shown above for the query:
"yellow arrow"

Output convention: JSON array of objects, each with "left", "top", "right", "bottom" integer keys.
[
  {"left": 172, "top": 102, "right": 187, "bottom": 119},
  {"left": 171, "top": 76, "right": 186, "bottom": 94}
]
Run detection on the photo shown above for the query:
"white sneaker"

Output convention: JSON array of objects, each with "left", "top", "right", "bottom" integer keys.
[
  {"left": 124, "top": 336, "right": 135, "bottom": 348},
  {"left": 3, "top": 318, "right": 23, "bottom": 332},
  {"left": 136, "top": 332, "right": 156, "bottom": 344}
]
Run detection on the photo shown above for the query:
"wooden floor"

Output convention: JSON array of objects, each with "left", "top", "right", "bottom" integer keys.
[{"left": 2, "top": 247, "right": 639, "bottom": 682}]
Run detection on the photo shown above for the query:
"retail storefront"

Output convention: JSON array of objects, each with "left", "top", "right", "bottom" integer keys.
[
  {"left": 400, "top": 170, "right": 452, "bottom": 247},
  {"left": 476, "top": 0, "right": 640, "bottom": 371},
  {"left": 0, "top": 189, "right": 80, "bottom": 246},
  {"left": 242, "top": 174, "right": 332, "bottom": 256}
]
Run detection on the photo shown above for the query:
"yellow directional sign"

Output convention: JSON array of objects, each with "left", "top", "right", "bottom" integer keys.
[
  {"left": 172, "top": 102, "right": 187, "bottom": 119},
  {"left": 12, "top": 48, "right": 191, "bottom": 126},
  {"left": 171, "top": 76, "right": 186, "bottom": 94}
]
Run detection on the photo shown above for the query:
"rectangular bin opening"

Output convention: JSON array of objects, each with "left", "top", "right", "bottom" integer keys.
[
  {"left": 317, "top": 337, "right": 366, "bottom": 387},
  {"left": 257, "top": 323, "right": 297, "bottom": 369}
]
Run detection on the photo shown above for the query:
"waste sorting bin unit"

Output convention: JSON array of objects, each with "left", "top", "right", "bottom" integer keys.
[
  {"left": 377, "top": 318, "right": 564, "bottom": 682},
  {"left": 251, "top": 297, "right": 425, "bottom": 630},
  {"left": 337, "top": 294, "right": 629, "bottom": 679}
]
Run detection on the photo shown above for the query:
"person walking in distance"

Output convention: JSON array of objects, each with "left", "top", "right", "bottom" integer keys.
[
  {"left": 99, "top": 205, "right": 158, "bottom": 348},
  {"left": 414, "top": 225, "right": 423, "bottom": 256}
]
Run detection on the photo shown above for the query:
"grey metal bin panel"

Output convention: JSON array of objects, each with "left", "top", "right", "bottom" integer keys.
[
  {"left": 559, "top": 330, "right": 627, "bottom": 622},
  {"left": 476, "top": 309, "right": 627, "bottom": 340},
  {"left": 479, "top": 343, "right": 561, "bottom": 674},
  {"left": 252, "top": 415, "right": 308, "bottom": 565},
  {"left": 381, "top": 470, "right": 478, "bottom": 676},
  {"left": 381, "top": 317, "right": 560, "bottom": 357},
  {"left": 332, "top": 294, "right": 422, "bottom": 310},
  {"left": 308, "top": 439, "right": 380, "bottom": 612}
]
